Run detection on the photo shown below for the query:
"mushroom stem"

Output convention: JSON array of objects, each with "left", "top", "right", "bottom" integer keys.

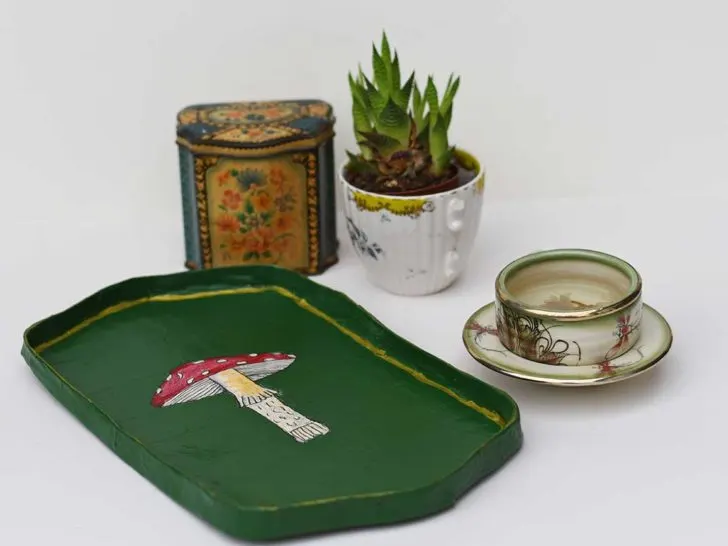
[
  {"left": 210, "top": 369, "right": 277, "bottom": 406},
  {"left": 246, "top": 397, "right": 330, "bottom": 443},
  {"left": 211, "top": 369, "right": 329, "bottom": 442}
]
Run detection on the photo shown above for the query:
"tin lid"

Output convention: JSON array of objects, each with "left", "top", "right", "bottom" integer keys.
[{"left": 176, "top": 99, "right": 334, "bottom": 153}]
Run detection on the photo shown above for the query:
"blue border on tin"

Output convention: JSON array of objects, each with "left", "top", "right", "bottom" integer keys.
[{"left": 178, "top": 147, "right": 201, "bottom": 266}]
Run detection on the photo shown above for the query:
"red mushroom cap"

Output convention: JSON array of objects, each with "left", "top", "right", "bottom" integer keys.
[{"left": 151, "top": 352, "right": 296, "bottom": 407}]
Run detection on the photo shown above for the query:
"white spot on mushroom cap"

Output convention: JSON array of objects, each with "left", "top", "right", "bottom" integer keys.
[
  {"left": 202, "top": 370, "right": 210, "bottom": 376},
  {"left": 193, "top": 360, "right": 204, "bottom": 364},
  {"left": 217, "top": 359, "right": 227, "bottom": 363},
  {"left": 187, "top": 378, "right": 194, "bottom": 384},
  {"left": 249, "top": 353, "right": 258, "bottom": 357},
  {"left": 288, "top": 354, "right": 296, "bottom": 358},
  {"left": 264, "top": 357, "right": 274, "bottom": 361},
  {"left": 156, "top": 388, "right": 162, "bottom": 394},
  {"left": 237, "top": 360, "right": 247, "bottom": 364},
  {"left": 177, "top": 372, "right": 183, "bottom": 379},
  {"left": 166, "top": 375, "right": 172, "bottom": 381}
]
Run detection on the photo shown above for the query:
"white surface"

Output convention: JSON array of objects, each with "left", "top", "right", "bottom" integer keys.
[{"left": 2, "top": 0, "right": 728, "bottom": 544}]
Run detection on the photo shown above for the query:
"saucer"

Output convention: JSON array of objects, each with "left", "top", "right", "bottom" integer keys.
[{"left": 462, "top": 302, "right": 673, "bottom": 387}]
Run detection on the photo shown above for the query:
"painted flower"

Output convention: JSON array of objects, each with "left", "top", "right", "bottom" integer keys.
[
  {"left": 217, "top": 170, "right": 231, "bottom": 187},
  {"left": 215, "top": 214, "right": 240, "bottom": 233},
  {"left": 222, "top": 189, "right": 242, "bottom": 210},
  {"left": 242, "top": 227, "right": 275, "bottom": 255},
  {"left": 240, "top": 212, "right": 262, "bottom": 232},
  {"left": 242, "top": 234, "right": 265, "bottom": 254},
  {"left": 234, "top": 168, "right": 266, "bottom": 192},
  {"left": 275, "top": 194, "right": 295, "bottom": 212},
  {"left": 271, "top": 235, "right": 293, "bottom": 255},
  {"left": 252, "top": 191, "right": 273, "bottom": 211},
  {"left": 598, "top": 360, "right": 617, "bottom": 376},
  {"left": 274, "top": 213, "right": 295, "bottom": 232},
  {"left": 268, "top": 167, "right": 287, "bottom": 194},
  {"left": 229, "top": 236, "right": 246, "bottom": 254}
]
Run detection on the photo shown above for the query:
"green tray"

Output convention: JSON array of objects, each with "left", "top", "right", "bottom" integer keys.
[{"left": 21, "top": 266, "right": 522, "bottom": 541}]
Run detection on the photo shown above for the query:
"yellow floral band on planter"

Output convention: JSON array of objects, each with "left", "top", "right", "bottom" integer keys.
[{"left": 176, "top": 100, "right": 338, "bottom": 275}]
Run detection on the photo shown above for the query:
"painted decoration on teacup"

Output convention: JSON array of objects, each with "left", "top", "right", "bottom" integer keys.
[
  {"left": 598, "top": 308, "right": 643, "bottom": 375},
  {"left": 605, "top": 310, "right": 641, "bottom": 361},
  {"left": 465, "top": 316, "right": 650, "bottom": 379},
  {"left": 494, "top": 303, "right": 582, "bottom": 365},
  {"left": 151, "top": 352, "right": 330, "bottom": 444}
]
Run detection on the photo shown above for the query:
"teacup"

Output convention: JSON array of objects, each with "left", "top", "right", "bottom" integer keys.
[
  {"left": 339, "top": 149, "right": 485, "bottom": 296},
  {"left": 494, "top": 249, "right": 643, "bottom": 366}
]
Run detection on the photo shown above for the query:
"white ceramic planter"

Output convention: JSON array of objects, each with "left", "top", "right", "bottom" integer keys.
[{"left": 339, "top": 149, "right": 485, "bottom": 296}]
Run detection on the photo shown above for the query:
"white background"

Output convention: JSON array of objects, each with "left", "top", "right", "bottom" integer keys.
[{"left": 1, "top": 1, "right": 727, "bottom": 544}]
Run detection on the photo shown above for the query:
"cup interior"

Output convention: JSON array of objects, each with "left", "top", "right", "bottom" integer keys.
[{"left": 497, "top": 249, "right": 641, "bottom": 317}]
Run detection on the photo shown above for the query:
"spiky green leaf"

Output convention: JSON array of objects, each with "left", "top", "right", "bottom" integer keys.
[
  {"left": 368, "top": 88, "right": 387, "bottom": 116},
  {"left": 348, "top": 72, "right": 371, "bottom": 110},
  {"left": 346, "top": 150, "right": 378, "bottom": 174},
  {"left": 412, "top": 82, "right": 425, "bottom": 129},
  {"left": 396, "top": 71, "right": 415, "bottom": 111},
  {"left": 441, "top": 75, "right": 460, "bottom": 115},
  {"left": 424, "top": 76, "right": 439, "bottom": 119},
  {"left": 391, "top": 53, "right": 401, "bottom": 90},
  {"left": 375, "top": 98, "right": 410, "bottom": 145},
  {"left": 380, "top": 32, "right": 392, "bottom": 66},
  {"left": 416, "top": 117, "right": 430, "bottom": 150},
  {"left": 443, "top": 105, "right": 453, "bottom": 129},
  {"left": 372, "top": 44, "right": 389, "bottom": 90},
  {"left": 352, "top": 96, "right": 372, "bottom": 135},
  {"left": 429, "top": 113, "right": 450, "bottom": 174},
  {"left": 357, "top": 129, "right": 403, "bottom": 157}
]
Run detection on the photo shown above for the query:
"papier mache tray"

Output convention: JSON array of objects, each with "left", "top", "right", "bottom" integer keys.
[{"left": 21, "top": 266, "right": 522, "bottom": 541}]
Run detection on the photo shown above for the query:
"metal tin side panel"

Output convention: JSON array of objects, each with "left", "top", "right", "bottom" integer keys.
[
  {"left": 316, "top": 138, "right": 338, "bottom": 271},
  {"left": 178, "top": 146, "right": 202, "bottom": 268}
]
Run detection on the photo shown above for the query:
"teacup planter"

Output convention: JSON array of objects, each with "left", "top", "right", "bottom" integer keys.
[
  {"left": 340, "top": 33, "right": 485, "bottom": 296},
  {"left": 340, "top": 149, "right": 484, "bottom": 296},
  {"left": 463, "top": 249, "right": 673, "bottom": 386}
]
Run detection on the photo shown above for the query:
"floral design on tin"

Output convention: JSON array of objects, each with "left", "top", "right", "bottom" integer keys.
[{"left": 210, "top": 162, "right": 304, "bottom": 266}]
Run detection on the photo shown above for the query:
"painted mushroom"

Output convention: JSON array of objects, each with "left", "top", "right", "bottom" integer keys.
[{"left": 151, "top": 352, "right": 329, "bottom": 443}]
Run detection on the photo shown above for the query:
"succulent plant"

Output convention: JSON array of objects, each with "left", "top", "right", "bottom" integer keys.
[{"left": 346, "top": 32, "right": 460, "bottom": 193}]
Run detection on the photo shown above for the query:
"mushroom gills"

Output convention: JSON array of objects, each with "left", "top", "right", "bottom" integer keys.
[{"left": 163, "top": 379, "right": 223, "bottom": 407}]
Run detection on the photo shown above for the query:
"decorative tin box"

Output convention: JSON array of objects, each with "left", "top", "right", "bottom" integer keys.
[{"left": 176, "top": 100, "right": 338, "bottom": 274}]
